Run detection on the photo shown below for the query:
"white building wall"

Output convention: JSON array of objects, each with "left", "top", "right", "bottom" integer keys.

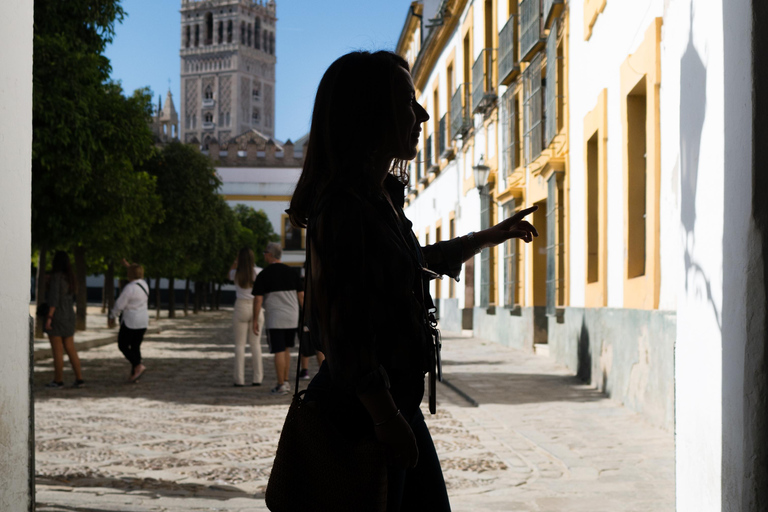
[
  {"left": 217, "top": 167, "right": 303, "bottom": 265},
  {"left": 0, "top": 1, "right": 33, "bottom": 510},
  {"left": 661, "top": 0, "right": 726, "bottom": 509}
]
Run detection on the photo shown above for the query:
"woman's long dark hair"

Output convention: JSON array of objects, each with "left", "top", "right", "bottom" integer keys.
[
  {"left": 289, "top": 51, "right": 412, "bottom": 228},
  {"left": 51, "top": 250, "right": 77, "bottom": 294},
  {"left": 235, "top": 247, "right": 255, "bottom": 288}
]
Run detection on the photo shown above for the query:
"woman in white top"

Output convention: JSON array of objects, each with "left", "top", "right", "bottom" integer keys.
[
  {"left": 110, "top": 263, "right": 150, "bottom": 382},
  {"left": 230, "top": 248, "right": 264, "bottom": 386}
]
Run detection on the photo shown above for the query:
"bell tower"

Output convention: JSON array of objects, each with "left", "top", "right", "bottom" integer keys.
[{"left": 180, "top": 0, "right": 277, "bottom": 147}]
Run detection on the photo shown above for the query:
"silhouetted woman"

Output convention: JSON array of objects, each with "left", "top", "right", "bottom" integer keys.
[
  {"left": 45, "top": 250, "right": 84, "bottom": 388},
  {"left": 229, "top": 247, "right": 264, "bottom": 386},
  {"left": 287, "top": 51, "right": 537, "bottom": 511}
]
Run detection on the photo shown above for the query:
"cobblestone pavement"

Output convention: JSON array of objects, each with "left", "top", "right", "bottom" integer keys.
[{"left": 34, "top": 311, "right": 674, "bottom": 511}]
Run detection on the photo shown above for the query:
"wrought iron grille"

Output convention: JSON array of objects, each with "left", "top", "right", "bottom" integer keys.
[
  {"left": 520, "top": 0, "right": 543, "bottom": 61},
  {"left": 503, "top": 200, "right": 517, "bottom": 307},
  {"left": 416, "top": 150, "right": 422, "bottom": 182},
  {"left": 479, "top": 186, "right": 491, "bottom": 308},
  {"left": 438, "top": 115, "right": 446, "bottom": 156},
  {"left": 545, "top": 18, "right": 559, "bottom": 148},
  {"left": 501, "top": 87, "right": 516, "bottom": 180},
  {"left": 498, "top": 15, "right": 518, "bottom": 86},
  {"left": 545, "top": 173, "right": 564, "bottom": 315},
  {"left": 523, "top": 55, "right": 544, "bottom": 165},
  {"left": 450, "top": 84, "right": 471, "bottom": 140},
  {"left": 425, "top": 134, "right": 433, "bottom": 168},
  {"left": 472, "top": 49, "right": 495, "bottom": 113}
]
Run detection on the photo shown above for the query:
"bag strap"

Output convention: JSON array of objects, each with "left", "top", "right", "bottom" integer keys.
[
  {"left": 294, "top": 227, "right": 311, "bottom": 395},
  {"left": 135, "top": 282, "right": 149, "bottom": 298}
]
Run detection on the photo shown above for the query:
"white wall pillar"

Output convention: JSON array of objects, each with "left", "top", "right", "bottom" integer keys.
[{"left": 0, "top": 1, "right": 33, "bottom": 511}]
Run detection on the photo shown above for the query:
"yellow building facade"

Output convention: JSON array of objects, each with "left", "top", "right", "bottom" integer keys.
[
  {"left": 397, "top": 0, "right": 569, "bottom": 339},
  {"left": 397, "top": 0, "right": 674, "bottom": 433}
]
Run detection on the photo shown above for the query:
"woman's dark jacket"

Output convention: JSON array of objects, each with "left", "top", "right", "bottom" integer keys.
[{"left": 306, "top": 174, "right": 464, "bottom": 417}]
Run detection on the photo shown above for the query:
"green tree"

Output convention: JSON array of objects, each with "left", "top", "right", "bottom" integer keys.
[
  {"left": 139, "top": 142, "right": 222, "bottom": 318},
  {"left": 233, "top": 204, "right": 280, "bottom": 268},
  {"left": 32, "top": 1, "right": 165, "bottom": 331}
]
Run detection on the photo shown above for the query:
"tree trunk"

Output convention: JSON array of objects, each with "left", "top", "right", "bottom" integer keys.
[
  {"left": 101, "top": 278, "right": 107, "bottom": 313},
  {"left": 73, "top": 245, "right": 88, "bottom": 331},
  {"left": 168, "top": 277, "right": 176, "bottom": 318},
  {"left": 105, "top": 262, "right": 116, "bottom": 328},
  {"left": 215, "top": 282, "right": 221, "bottom": 310},
  {"left": 34, "top": 248, "right": 47, "bottom": 339},
  {"left": 155, "top": 276, "right": 162, "bottom": 320},
  {"left": 184, "top": 278, "right": 190, "bottom": 316}
]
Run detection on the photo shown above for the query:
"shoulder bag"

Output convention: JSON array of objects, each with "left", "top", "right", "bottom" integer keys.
[{"left": 265, "top": 225, "right": 387, "bottom": 512}]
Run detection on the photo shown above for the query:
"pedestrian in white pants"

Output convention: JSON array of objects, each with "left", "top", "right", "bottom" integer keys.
[{"left": 230, "top": 248, "right": 264, "bottom": 386}]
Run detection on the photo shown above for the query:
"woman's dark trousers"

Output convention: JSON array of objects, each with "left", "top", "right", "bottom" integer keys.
[{"left": 117, "top": 324, "right": 146, "bottom": 369}]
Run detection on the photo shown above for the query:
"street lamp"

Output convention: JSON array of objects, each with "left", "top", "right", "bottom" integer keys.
[{"left": 473, "top": 154, "right": 491, "bottom": 191}]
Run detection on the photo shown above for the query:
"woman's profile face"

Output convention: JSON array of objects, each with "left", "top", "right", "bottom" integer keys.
[{"left": 393, "top": 66, "right": 429, "bottom": 161}]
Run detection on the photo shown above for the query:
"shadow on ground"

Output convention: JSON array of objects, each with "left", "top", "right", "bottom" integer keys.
[
  {"left": 36, "top": 474, "right": 262, "bottom": 502},
  {"left": 34, "top": 312, "right": 303, "bottom": 407}
]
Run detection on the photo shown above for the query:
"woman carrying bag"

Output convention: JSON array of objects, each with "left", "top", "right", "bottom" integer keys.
[
  {"left": 266, "top": 51, "right": 538, "bottom": 511},
  {"left": 110, "top": 263, "right": 149, "bottom": 382}
]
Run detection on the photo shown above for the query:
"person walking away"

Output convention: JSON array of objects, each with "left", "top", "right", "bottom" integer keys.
[
  {"left": 252, "top": 242, "right": 303, "bottom": 395},
  {"left": 110, "top": 263, "right": 149, "bottom": 382},
  {"left": 229, "top": 247, "right": 264, "bottom": 387},
  {"left": 45, "top": 251, "right": 84, "bottom": 388}
]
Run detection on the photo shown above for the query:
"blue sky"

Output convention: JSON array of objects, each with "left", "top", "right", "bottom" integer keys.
[{"left": 105, "top": 0, "right": 414, "bottom": 142}]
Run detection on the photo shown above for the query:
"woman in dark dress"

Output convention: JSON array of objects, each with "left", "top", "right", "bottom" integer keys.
[
  {"left": 287, "top": 51, "right": 537, "bottom": 511},
  {"left": 45, "top": 250, "right": 84, "bottom": 388}
]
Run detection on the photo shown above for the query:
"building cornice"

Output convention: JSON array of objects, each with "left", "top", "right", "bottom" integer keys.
[{"left": 409, "top": 0, "right": 469, "bottom": 93}]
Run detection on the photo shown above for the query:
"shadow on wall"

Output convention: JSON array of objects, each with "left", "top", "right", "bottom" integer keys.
[
  {"left": 577, "top": 317, "right": 591, "bottom": 382},
  {"left": 680, "top": 4, "right": 719, "bottom": 331}
]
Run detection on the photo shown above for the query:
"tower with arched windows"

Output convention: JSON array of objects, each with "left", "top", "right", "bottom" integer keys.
[{"left": 180, "top": 0, "right": 277, "bottom": 146}]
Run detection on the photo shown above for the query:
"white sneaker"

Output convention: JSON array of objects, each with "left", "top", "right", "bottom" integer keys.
[{"left": 270, "top": 383, "right": 290, "bottom": 395}]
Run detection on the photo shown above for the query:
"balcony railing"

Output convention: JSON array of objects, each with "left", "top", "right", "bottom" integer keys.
[
  {"left": 450, "top": 83, "right": 472, "bottom": 140},
  {"left": 498, "top": 15, "right": 519, "bottom": 86},
  {"left": 520, "top": 0, "right": 545, "bottom": 62},
  {"left": 472, "top": 49, "right": 496, "bottom": 114},
  {"left": 202, "top": 121, "right": 216, "bottom": 130},
  {"left": 543, "top": 0, "right": 564, "bottom": 29},
  {"left": 202, "top": 98, "right": 215, "bottom": 108}
]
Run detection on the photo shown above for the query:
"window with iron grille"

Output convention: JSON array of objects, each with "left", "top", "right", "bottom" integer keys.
[
  {"left": 545, "top": 173, "right": 565, "bottom": 315},
  {"left": 501, "top": 87, "right": 517, "bottom": 182},
  {"left": 520, "top": 0, "right": 543, "bottom": 61},
  {"left": 523, "top": 55, "right": 544, "bottom": 165},
  {"left": 503, "top": 200, "right": 518, "bottom": 307},
  {"left": 545, "top": 18, "right": 559, "bottom": 148},
  {"left": 426, "top": 134, "right": 433, "bottom": 167},
  {"left": 498, "top": 15, "right": 518, "bottom": 86},
  {"left": 479, "top": 186, "right": 491, "bottom": 308},
  {"left": 438, "top": 115, "right": 447, "bottom": 156},
  {"left": 416, "top": 150, "right": 422, "bottom": 182}
]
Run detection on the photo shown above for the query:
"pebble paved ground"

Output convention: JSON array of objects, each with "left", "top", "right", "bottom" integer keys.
[{"left": 34, "top": 310, "right": 674, "bottom": 511}]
